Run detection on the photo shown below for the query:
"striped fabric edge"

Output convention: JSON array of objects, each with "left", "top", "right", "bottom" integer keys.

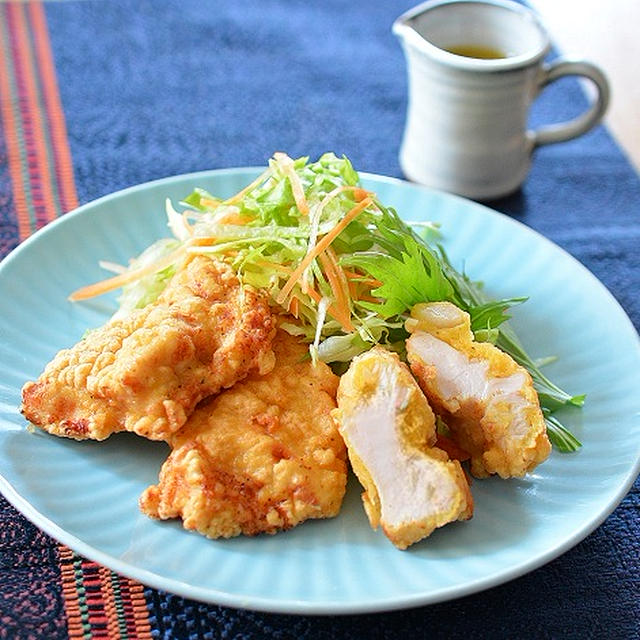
[
  {"left": 0, "top": 2, "right": 154, "bottom": 637},
  {"left": 0, "top": 0, "right": 77, "bottom": 239},
  {"left": 58, "top": 547, "right": 153, "bottom": 640}
]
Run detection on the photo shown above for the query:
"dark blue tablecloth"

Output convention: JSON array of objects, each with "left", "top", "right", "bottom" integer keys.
[{"left": 1, "top": 1, "right": 638, "bottom": 638}]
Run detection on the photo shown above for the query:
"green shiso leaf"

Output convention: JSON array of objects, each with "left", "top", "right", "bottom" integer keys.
[{"left": 115, "top": 152, "right": 583, "bottom": 452}]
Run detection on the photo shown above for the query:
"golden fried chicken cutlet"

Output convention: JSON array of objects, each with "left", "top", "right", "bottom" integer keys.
[
  {"left": 333, "top": 347, "right": 473, "bottom": 550},
  {"left": 139, "top": 331, "right": 347, "bottom": 539},
  {"left": 21, "top": 256, "right": 276, "bottom": 441},
  {"left": 406, "top": 302, "right": 551, "bottom": 479}
]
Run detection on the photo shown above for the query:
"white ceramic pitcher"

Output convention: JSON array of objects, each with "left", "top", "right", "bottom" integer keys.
[{"left": 393, "top": 0, "right": 610, "bottom": 200}]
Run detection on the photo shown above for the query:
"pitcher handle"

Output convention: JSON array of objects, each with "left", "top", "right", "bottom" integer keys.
[{"left": 531, "top": 58, "right": 610, "bottom": 147}]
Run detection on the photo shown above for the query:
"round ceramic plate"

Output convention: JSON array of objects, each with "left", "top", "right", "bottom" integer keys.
[{"left": 1, "top": 169, "right": 639, "bottom": 614}]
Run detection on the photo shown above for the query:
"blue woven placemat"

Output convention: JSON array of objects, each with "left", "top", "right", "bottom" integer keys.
[{"left": 1, "top": 1, "right": 638, "bottom": 638}]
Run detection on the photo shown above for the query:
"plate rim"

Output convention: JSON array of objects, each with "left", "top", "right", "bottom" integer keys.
[{"left": 1, "top": 167, "right": 639, "bottom": 615}]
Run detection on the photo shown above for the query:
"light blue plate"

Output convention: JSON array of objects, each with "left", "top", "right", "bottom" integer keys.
[{"left": 1, "top": 169, "right": 639, "bottom": 614}]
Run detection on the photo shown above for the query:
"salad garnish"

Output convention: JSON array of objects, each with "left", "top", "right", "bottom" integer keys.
[{"left": 69, "top": 152, "right": 583, "bottom": 451}]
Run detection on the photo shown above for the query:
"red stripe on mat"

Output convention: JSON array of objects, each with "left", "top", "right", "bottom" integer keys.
[
  {"left": 0, "top": 2, "right": 154, "bottom": 637},
  {"left": 0, "top": 2, "right": 33, "bottom": 239},
  {"left": 58, "top": 546, "right": 153, "bottom": 640},
  {"left": 6, "top": 1, "right": 59, "bottom": 228},
  {"left": 28, "top": 1, "right": 78, "bottom": 213}
]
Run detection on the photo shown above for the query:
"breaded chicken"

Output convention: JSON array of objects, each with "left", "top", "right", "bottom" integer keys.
[
  {"left": 21, "top": 256, "right": 276, "bottom": 441},
  {"left": 406, "top": 302, "right": 551, "bottom": 479},
  {"left": 333, "top": 347, "right": 473, "bottom": 550},
  {"left": 139, "top": 331, "right": 347, "bottom": 538}
]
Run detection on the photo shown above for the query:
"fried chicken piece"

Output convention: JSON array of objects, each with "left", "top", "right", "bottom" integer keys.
[
  {"left": 406, "top": 302, "right": 551, "bottom": 479},
  {"left": 139, "top": 331, "right": 347, "bottom": 538},
  {"left": 21, "top": 256, "right": 276, "bottom": 441},
  {"left": 333, "top": 347, "right": 473, "bottom": 550}
]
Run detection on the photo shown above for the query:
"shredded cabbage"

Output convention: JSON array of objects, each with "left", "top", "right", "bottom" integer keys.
[{"left": 95, "top": 151, "right": 582, "bottom": 451}]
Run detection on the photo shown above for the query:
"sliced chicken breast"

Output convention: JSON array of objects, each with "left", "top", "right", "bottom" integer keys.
[
  {"left": 406, "top": 302, "right": 551, "bottom": 479},
  {"left": 21, "top": 256, "right": 277, "bottom": 441},
  {"left": 333, "top": 347, "right": 473, "bottom": 550},
  {"left": 139, "top": 331, "right": 347, "bottom": 539}
]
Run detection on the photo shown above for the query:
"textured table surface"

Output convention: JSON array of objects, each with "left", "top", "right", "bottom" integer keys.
[{"left": 0, "top": 1, "right": 638, "bottom": 638}]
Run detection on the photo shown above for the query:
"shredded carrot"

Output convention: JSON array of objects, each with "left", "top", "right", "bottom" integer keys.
[
  {"left": 276, "top": 196, "right": 373, "bottom": 305},
  {"left": 342, "top": 268, "right": 363, "bottom": 298},
  {"left": 68, "top": 236, "right": 220, "bottom": 302},
  {"left": 303, "top": 283, "right": 352, "bottom": 332},
  {"left": 288, "top": 295, "right": 300, "bottom": 318},
  {"left": 346, "top": 277, "right": 357, "bottom": 299},
  {"left": 313, "top": 185, "right": 369, "bottom": 219},
  {"left": 200, "top": 197, "right": 221, "bottom": 209},
  {"left": 342, "top": 267, "right": 383, "bottom": 303},
  {"left": 224, "top": 167, "right": 272, "bottom": 205},
  {"left": 301, "top": 185, "right": 372, "bottom": 294},
  {"left": 318, "top": 248, "right": 354, "bottom": 332},
  {"left": 352, "top": 188, "right": 371, "bottom": 202},
  {"left": 273, "top": 152, "right": 309, "bottom": 215},
  {"left": 215, "top": 210, "right": 251, "bottom": 225},
  {"left": 343, "top": 268, "right": 382, "bottom": 288},
  {"left": 188, "top": 236, "right": 219, "bottom": 247},
  {"left": 350, "top": 276, "right": 384, "bottom": 292},
  {"left": 69, "top": 246, "right": 187, "bottom": 301}
]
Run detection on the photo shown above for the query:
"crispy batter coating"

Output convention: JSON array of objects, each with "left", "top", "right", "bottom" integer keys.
[
  {"left": 21, "top": 256, "right": 277, "bottom": 441},
  {"left": 334, "top": 347, "right": 473, "bottom": 550},
  {"left": 139, "top": 331, "right": 347, "bottom": 538},
  {"left": 406, "top": 302, "right": 551, "bottom": 479}
]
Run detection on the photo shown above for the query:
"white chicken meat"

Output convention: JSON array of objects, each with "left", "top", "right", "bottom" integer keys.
[
  {"left": 406, "top": 301, "right": 551, "bottom": 479},
  {"left": 333, "top": 347, "right": 473, "bottom": 550}
]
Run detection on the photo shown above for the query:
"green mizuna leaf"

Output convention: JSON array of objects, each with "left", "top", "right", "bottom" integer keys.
[{"left": 117, "top": 153, "right": 583, "bottom": 452}]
